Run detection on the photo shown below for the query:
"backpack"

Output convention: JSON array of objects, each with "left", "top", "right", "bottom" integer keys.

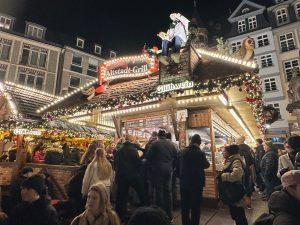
[
  {"left": 253, "top": 213, "right": 276, "bottom": 225},
  {"left": 217, "top": 158, "right": 246, "bottom": 204}
]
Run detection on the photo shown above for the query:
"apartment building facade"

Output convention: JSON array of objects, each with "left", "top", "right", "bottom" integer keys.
[
  {"left": 56, "top": 37, "right": 111, "bottom": 95},
  {"left": 0, "top": 13, "right": 116, "bottom": 96},
  {"left": 0, "top": 13, "right": 61, "bottom": 95},
  {"left": 228, "top": 0, "right": 289, "bottom": 138},
  {"left": 267, "top": 0, "right": 300, "bottom": 134}
]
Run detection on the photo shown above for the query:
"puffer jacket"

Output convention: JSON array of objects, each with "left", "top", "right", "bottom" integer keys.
[
  {"left": 260, "top": 150, "right": 278, "bottom": 181},
  {"left": 268, "top": 190, "right": 300, "bottom": 225},
  {"left": 221, "top": 154, "right": 244, "bottom": 183}
]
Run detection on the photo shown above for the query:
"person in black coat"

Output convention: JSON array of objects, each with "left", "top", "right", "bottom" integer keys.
[
  {"left": 10, "top": 166, "right": 33, "bottom": 210},
  {"left": 146, "top": 130, "right": 177, "bottom": 221},
  {"left": 268, "top": 170, "right": 300, "bottom": 225},
  {"left": 254, "top": 139, "right": 265, "bottom": 191},
  {"left": 8, "top": 175, "right": 59, "bottom": 225},
  {"left": 115, "top": 137, "right": 146, "bottom": 223},
  {"left": 260, "top": 142, "right": 279, "bottom": 199},
  {"left": 179, "top": 134, "right": 210, "bottom": 225}
]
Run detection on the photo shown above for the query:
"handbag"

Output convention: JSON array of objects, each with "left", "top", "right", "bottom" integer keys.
[{"left": 217, "top": 159, "right": 245, "bottom": 204}]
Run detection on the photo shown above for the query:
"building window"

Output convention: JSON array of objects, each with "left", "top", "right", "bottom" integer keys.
[
  {"left": 110, "top": 51, "right": 116, "bottom": 58},
  {"left": 0, "top": 68, "right": 6, "bottom": 81},
  {"left": 295, "top": 3, "right": 300, "bottom": 18},
  {"left": 238, "top": 20, "right": 246, "bottom": 33},
  {"left": 284, "top": 59, "right": 300, "bottom": 81},
  {"left": 76, "top": 38, "right": 84, "bottom": 48},
  {"left": 257, "top": 34, "right": 269, "bottom": 47},
  {"left": 0, "top": 42, "right": 11, "bottom": 61},
  {"left": 17, "top": 72, "right": 44, "bottom": 90},
  {"left": 95, "top": 45, "right": 101, "bottom": 55},
  {"left": 87, "top": 58, "right": 98, "bottom": 77},
  {"left": 261, "top": 54, "right": 273, "bottom": 68},
  {"left": 231, "top": 42, "right": 241, "bottom": 53},
  {"left": 248, "top": 16, "right": 257, "bottom": 30},
  {"left": 27, "top": 25, "right": 44, "bottom": 39},
  {"left": 264, "top": 78, "right": 277, "bottom": 92},
  {"left": 20, "top": 45, "right": 47, "bottom": 68},
  {"left": 70, "top": 53, "right": 82, "bottom": 73},
  {"left": 279, "top": 33, "right": 295, "bottom": 52},
  {"left": 69, "top": 76, "right": 81, "bottom": 92},
  {"left": 0, "top": 16, "right": 11, "bottom": 29},
  {"left": 268, "top": 103, "right": 282, "bottom": 119},
  {"left": 276, "top": 8, "right": 288, "bottom": 24}
]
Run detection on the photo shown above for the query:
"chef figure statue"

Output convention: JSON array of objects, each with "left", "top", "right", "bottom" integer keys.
[{"left": 157, "top": 13, "right": 190, "bottom": 65}]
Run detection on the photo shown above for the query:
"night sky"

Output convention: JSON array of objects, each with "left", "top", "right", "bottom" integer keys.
[{"left": 0, "top": 0, "right": 273, "bottom": 55}]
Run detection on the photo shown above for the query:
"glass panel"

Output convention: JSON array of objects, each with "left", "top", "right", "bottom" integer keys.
[
  {"left": 69, "top": 76, "right": 80, "bottom": 87},
  {"left": 0, "top": 44, "right": 11, "bottom": 60},
  {"left": 72, "top": 54, "right": 82, "bottom": 66},
  {"left": 27, "top": 25, "right": 33, "bottom": 36},
  {"left": 18, "top": 73, "right": 26, "bottom": 84},
  {"left": 37, "top": 29, "right": 43, "bottom": 38},
  {"left": 39, "top": 53, "right": 47, "bottom": 68},
  {"left": 30, "top": 51, "right": 38, "bottom": 66},
  {"left": 20, "top": 49, "right": 30, "bottom": 64},
  {"left": 27, "top": 74, "right": 35, "bottom": 87},
  {"left": 35, "top": 76, "right": 44, "bottom": 90},
  {"left": 0, "top": 70, "right": 6, "bottom": 81}
]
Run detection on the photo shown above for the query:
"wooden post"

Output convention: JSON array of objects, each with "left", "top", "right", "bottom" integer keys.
[
  {"left": 112, "top": 116, "right": 122, "bottom": 138},
  {"left": 170, "top": 107, "right": 179, "bottom": 141}
]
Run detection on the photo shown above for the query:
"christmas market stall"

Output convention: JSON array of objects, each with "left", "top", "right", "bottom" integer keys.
[
  {"left": 37, "top": 36, "right": 265, "bottom": 204},
  {"left": 0, "top": 81, "right": 109, "bottom": 200}
]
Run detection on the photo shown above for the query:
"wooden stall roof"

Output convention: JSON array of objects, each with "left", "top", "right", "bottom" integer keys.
[
  {"left": 0, "top": 81, "right": 59, "bottom": 121},
  {"left": 42, "top": 45, "right": 257, "bottom": 114}
]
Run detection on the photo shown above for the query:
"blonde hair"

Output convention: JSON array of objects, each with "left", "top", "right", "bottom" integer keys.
[
  {"left": 89, "top": 182, "right": 120, "bottom": 225},
  {"left": 91, "top": 148, "right": 112, "bottom": 180}
]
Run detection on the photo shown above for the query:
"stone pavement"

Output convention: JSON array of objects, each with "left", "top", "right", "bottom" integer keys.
[{"left": 172, "top": 192, "right": 268, "bottom": 225}]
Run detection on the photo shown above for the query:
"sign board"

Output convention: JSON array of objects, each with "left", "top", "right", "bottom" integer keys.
[
  {"left": 156, "top": 81, "right": 194, "bottom": 93},
  {"left": 125, "top": 115, "right": 170, "bottom": 129},
  {"left": 100, "top": 54, "right": 158, "bottom": 82},
  {"left": 13, "top": 129, "right": 42, "bottom": 136}
]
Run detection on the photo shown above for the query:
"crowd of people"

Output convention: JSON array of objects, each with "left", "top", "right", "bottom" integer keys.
[{"left": 0, "top": 130, "right": 299, "bottom": 225}]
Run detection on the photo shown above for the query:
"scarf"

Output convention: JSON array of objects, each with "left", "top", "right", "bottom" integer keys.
[{"left": 78, "top": 210, "right": 110, "bottom": 225}]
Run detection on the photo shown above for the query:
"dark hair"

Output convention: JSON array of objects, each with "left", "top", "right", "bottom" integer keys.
[
  {"left": 256, "top": 139, "right": 263, "bottom": 145},
  {"left": 225, "top": 145, "right": 239, "bottom": 155},
  {"left": 21, "top": 166, "right": 33, "bottom": 175},
  {"left": 165, "top": 132, "right": 172, "bottom": 140},
  {"left": 158, "top": 130, "right": 166, "bottom": 138},
  {"left": 288, "top": 136, "right": 300, "bottom": 153},
  {"left": 21, "top": 174, "right": 46, "bottom": 197},
  {"left": 191, "top": 134, "right": 201, "bottom": 145},
  {"left": 128, "top": 206, "right": 170, "bottom": 225}
]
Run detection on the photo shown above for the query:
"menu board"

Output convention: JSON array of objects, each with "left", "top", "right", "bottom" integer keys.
[{"left": 125, "top": 115, "right": 170, "bottom": 129}]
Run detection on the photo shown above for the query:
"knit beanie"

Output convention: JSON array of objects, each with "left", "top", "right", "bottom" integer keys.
[
  {"left": 21, "top": 174, "right": 45, "bottom": 196},
  {"left": 281, "top": 170, "right": 300, "bottom": 188}
]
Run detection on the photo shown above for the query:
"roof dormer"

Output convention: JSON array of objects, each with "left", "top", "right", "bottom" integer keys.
[
  {"left": 25, "top": 22, "right": 46, "bottom": 39},
  {"left": 76, "top": 37, "right": 85, "bottom": 49},
  {"left": 0, "top": 13, "right": 15, "bottom": 30}
]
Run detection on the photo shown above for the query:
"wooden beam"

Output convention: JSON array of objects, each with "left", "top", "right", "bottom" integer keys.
[
  {"left": 112, "top": 116, "right": 122, "bottom": 138},
  {"left": 170, "top": 107, "right": 179, "bottom": 141}
]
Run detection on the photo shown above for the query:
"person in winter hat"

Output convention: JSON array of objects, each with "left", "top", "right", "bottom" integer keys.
[
  {"left": 268, "top": 170, "right": 300, "bottom": 225},
  {"left": 8, "top": 174, "right": 59, "bottom": 225}
]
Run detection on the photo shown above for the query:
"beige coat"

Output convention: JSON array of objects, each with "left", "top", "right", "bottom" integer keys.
[
  {"left": 81, "top": 162, "right": 112, "bottom": 196},
  {"left": 277, "top": 153, "right": 294, "bottom": 178},
  {"left": 221, "top": 154, "right": 244, "bottom": 183}
]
